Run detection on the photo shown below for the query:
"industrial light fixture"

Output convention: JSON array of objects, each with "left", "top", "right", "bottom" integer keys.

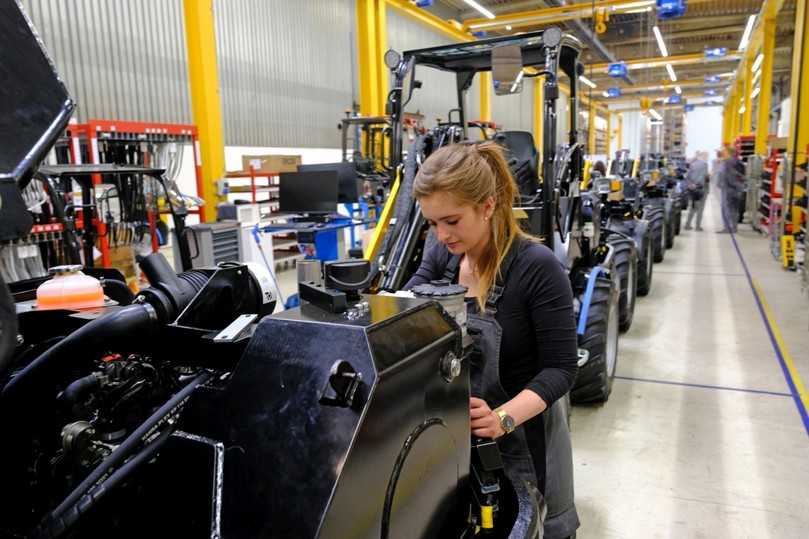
[
  {"left": 751, "top": 52, "right": 764, "bottom": 73},
  {"left": 751, "top": 86, "right": 761, "bottom": 99},
  {"left": 653, "top": 26, "right": 669, "bottom": 57},
  {"left": 675, "top": 86, "right": 682, "bottom": 95},
  {"left": 752, "top": 68, "right": 762, "bottom": 85},
  {"left": 739, "top": 104, "right": 746, "bottom": 114},
  {"left": 649, "top": 109, "right": 662, "bottom": 121},
  {"left": 665, "top": 64, "right": 677, "bottom": 82},
  {"left": 624, "top": 6, "right": 653, "bottom": 14},
  {"left": 462, "top": 0, "right": 495, "bottom": 20},
  {"left": 739, "top": 15, "right": 756, "bottom": 51},
  {"left": 579, "top": 75, "right": 597, "bottom": 89},
  {"left": 602, "top": 91, "right": 610, "bottom": 98},
  {"left": 505, "top": 25, "right": 512, "bottom": 31}
]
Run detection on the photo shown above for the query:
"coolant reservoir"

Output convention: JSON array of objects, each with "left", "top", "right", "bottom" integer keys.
[{"left": 36, "top": 265, "right": 105, "bottom": 310}]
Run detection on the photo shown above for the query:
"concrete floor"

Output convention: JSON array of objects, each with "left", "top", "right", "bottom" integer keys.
[{"left": 572, "top": 193, "right": 809, "bottom": 538}]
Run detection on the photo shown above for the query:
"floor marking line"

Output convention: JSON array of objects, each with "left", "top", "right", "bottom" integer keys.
[
  {"left": 653, "top": 270, "right": 746, "bottom": 277},
  {"left": 614, "top": 375, "right": 793, "bottom": 397},
  {"left": 728, "top": 231, "right": 809, "bottom": 437}
]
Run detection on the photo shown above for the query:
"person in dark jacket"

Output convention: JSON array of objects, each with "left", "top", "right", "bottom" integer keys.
[
  {"left": 404, "top": 141, "right": 579, "bottom": 538},
  {"left": 718, "top": 146, "right": 746, "bottom": 233}
]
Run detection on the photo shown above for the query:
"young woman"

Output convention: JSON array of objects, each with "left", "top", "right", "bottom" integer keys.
[{"left": 404, "top": 141, "right": 580, "bottom": 538}]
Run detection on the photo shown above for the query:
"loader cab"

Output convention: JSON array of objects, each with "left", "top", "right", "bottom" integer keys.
[{"left": 387, "top": 28, "right": 584, "bottom": 246}]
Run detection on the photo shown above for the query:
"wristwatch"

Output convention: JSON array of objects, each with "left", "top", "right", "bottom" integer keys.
[{"left": 495, "top": 408, "right": 516, "bottom": 435}]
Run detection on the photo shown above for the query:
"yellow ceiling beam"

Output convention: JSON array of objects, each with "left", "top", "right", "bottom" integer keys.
[
  {"left": 385, "top": 0, "right": 472, "bottom": 42},
  {"left": 462, "top": 0, "right": 657, "bottom": 32}
]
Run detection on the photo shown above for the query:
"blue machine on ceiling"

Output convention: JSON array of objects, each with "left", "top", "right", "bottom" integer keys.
[
  {"left": 667, "top": 94, "right": 682, "bottom": 104},
  {"left": 684, "top": 104, "right": 696, "bottom": 112},
  {"left": 705, "top": 47, "right": 728, "bottom": 59},
  {"left": 704, "top": 75, "right": 721, "bottom": 84},
  {"left": 705, "top": 88, "right": 719, "bottom": 96},
  {"left": 415, "top": 0, "right": 434, "bottom": 7},
  {"left": 608, "top": 63, "right": 628, "bottom": 78},
  {"left": 657, "top": 0, "right": 687, "bottom": 19},
  {"left": 606, "top": 87, "right": 622, "bottom": 98}
]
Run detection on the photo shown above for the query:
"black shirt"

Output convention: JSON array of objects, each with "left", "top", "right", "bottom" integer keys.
[{"left": 404, "top": 239, "right": 578, "bottom": 406}]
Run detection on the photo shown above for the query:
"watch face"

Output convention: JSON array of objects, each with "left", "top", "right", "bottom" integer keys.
[{"left": 502, "top": 414, "right": 515, "bottom": 432}]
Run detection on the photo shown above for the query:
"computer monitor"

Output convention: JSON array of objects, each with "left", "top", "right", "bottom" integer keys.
[
  {"left": 279, "top": 171, "right": 339, "bottom": 214},
  {"left": 298, "top": 162, "right": 363, "bottom": 203}
]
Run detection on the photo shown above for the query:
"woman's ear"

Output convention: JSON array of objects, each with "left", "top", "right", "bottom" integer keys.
[{"left": 483, "top": 196, "right": 495, "bottom": 220}]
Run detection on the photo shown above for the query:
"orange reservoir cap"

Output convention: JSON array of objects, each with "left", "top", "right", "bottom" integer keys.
[{"left": 36, "top": 265, "right": 105, "bottom": 310}]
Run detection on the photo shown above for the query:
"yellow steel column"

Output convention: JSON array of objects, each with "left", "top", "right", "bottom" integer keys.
[
  {"left": 480, "top": 72, "right": 492, "bottom": 138},
  {"left": 755, "top": 15, "right": 776, "bottom": 155},
  {"left": 357, "top": 0, "right": 387, "bottom": 117},
  {"left": 605, "top": 111, "right": 612, "bottom": 157},
  {"left": 742, "top": 56, "right": 754, "bottom": 134},
  {"left": 533, "top": 77, "right": 544, "bottom": 162},
  {"left": 588, "top": 101, "right": 596, "bottom": 155},
  {"left": 788, "top": 0, "right": 809, "bottom": 167},
  {"left": 183, "top": 0, "right": 226, "bottom": 222}
]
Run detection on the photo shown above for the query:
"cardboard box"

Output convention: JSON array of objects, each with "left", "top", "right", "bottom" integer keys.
[{"left": 241, "top": 154, "right": 301, "bottom": 174}]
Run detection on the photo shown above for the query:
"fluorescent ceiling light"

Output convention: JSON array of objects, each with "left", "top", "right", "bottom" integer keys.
[
  {"left": 751, "top": 86, "right": 761, "bottom": 99},
  {"left": 751, "top": 53, "right": 764, "bottom": 73},
  {"left": 719, "top": 72, "right": 735, "bottom": 78},
  {"left": 739, "top": 104, "right": 746, "bottom": 114},
  {"left": 579, "top": 75, "right": 597, "bottom": 89},
  {"left": 739, "top": 15, "right": 756, "bottom": 51},
  {"left": 624, "top": 6, "right": 653, "bottom": 14},
  {"left": 649, "top": 108, "right": 662, "bottom": 121},
  {"left": 510, "top": 70, "right": 525, "bottom": 93},
  {"left": 505, "top": 25, "right": 512, "bottom": 31},
  {"left": 675, "top": 86, "right": 682, "bottom": 95},
  {"left": 653, "top": 26, "right": 669, "bottom": 57},
  {"left": 603, "top": 91, "right": 610, "bottom": 97},
  {"left": 752, "top": 68, "right": 762, "bottom": 84},
  {"left": 462, "top": 0, "right": 495, "bottom": 20},
  {"left": 617, "top": 1, "right": 655, "bottom": 8},
  {"left": 665, "top": 64, "right": 677, "bottom": 82}
]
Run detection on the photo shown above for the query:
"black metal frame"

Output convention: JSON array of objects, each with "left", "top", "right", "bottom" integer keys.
[{"left": 386, "top": 29, "right": 583, "bottom": 251}]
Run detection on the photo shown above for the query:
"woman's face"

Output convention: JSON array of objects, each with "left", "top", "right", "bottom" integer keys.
[{"left": 419, "top": 191, "right": 494, "bottom": 256}]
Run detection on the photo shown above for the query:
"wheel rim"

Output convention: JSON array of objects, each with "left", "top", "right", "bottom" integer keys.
[{"left": 606, "top": 296, "right": 619, "bottom": 377}]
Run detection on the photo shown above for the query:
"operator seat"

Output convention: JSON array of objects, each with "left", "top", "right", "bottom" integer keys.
[{"left": 495, "top": 131, "right": 539, "bottom": 197}]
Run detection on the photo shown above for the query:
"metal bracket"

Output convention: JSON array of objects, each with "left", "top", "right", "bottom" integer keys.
[{"left": 213, "top": 314, "right": 257, "bottom": 343}]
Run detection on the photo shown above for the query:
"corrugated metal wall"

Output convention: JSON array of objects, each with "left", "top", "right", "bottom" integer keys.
[
  {"left": 21, "top": 1, "right": 532, "bottom": 149},
  {"left": 21, "top": 0, "right": 355, "bottom": 148},
  {"left": 386, "top": 7, "right": 480, "bottom": 127},
  {"left": 491, "top": 81, "right": 534, "bottom": 133},
  {"left": 21, "top": 0, "right": 192, "bottom": 124},
  {"left": 213, "top": 0, "right": 355, "bottom": 147}
]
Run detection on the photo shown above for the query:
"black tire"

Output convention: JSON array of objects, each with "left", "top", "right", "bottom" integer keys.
[
  {"left": 673, "top": 203, "right": 682, "bottom": 235},
  {"left": 606, "top": 235, "right": 638, "bottom": 332},
  {"left": 645, "top": 208, "right": 665, "bottom": 262},
  {"left": 665, "top": 209, "right": 676, "bottom": 249},
  {"left": 635, "top": 223, "right": 654, "bottom": 296},
  {"left": 571, "top": 273, "right": 620, "bottom": 404}
]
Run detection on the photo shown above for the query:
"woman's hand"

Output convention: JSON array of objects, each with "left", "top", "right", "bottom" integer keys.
[{"left": 470, "top": 397, "right": 505, "bottom": 439}]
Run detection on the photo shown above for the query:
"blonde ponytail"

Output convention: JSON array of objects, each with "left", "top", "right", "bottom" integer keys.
[{"left": 413, "top": 141, "right": 531, "bottom": 309}]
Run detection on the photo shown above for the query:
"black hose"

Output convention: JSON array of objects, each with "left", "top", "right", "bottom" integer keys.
[
  {"left": 0, "top": 274, "right": 17, "bottom": 382},
  {"left": 1, "top": 304, "right": 157, "bottom": 402},
  {"left": 380, "top": 418, "right": 443, "bottom": 539},
  {"left": 57, "top": 372, "right": 102, "bottom": 412},
  {"left": 36, "top": 371, "right": 211, "bottom": 537},
  {"left": 38, "top": 428, "right": 174, "bottom": 539},
  {"left": 101, "top": 278, "right": 134, "bottom": 306}
]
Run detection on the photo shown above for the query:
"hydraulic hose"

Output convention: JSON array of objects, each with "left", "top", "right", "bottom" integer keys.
[
  {"left": 1, "top": 303, "right": 157, "bottom": 401},
  {"left": 35, "top": 371, "right": 211, "bottom": 538}
]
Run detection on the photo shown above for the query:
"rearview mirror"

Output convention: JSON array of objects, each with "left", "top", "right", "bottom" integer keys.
[{"left": 492, "top": 44, "right": 524, "bottom": 95}]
